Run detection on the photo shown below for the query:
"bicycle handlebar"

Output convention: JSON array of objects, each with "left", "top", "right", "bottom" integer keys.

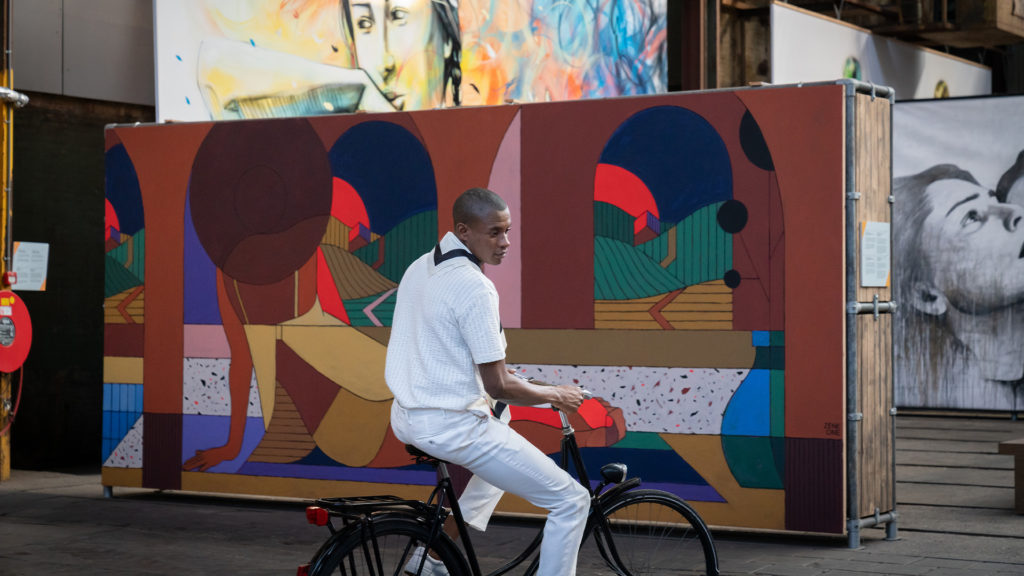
[{"left": 514, "top": 372, "right": 592, "bottom": 403}]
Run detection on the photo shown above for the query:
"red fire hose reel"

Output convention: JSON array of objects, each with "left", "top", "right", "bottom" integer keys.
[{"left": 0, "top": 290, "right": 31, "bottom": 435}]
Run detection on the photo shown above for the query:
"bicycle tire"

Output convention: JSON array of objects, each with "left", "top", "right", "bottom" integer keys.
[
  {"left": 588, "top": 488, "right": 719, "bottom": 576},
  {"left": 307, "top": 515, "right": 469, "bottom": 576}
]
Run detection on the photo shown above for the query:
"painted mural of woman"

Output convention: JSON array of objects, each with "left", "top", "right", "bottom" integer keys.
[
  {"left": 894, "top": 164, "right": 1024, "bottom": 409},
  {"left": 195, "top": 0, "right": 461, "bottom": 118}
]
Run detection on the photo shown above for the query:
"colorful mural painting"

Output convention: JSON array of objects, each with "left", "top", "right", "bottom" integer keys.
[
  {"left": 894, "top": 95, "right": 1024, "bottom": 411},
  {"left": 104, "top": 85, "right": 850, "bottom": 533},
  {"left": 154, "top": 0, "right": 667, "bottom": 122}
]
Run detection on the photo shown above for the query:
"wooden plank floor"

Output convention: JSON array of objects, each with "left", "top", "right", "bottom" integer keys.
[{"left": 894, "top": 414, "right": 1023, "bottom": 540}]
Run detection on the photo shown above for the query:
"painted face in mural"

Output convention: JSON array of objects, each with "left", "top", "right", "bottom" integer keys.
[
  {"left": 347, "top": 0, "right": 450, "bottom": 110},
  {"left": 457, "top": 208, "right": 512, "bottom": 266},
  {"left": 921, "top": 179, "right": 1024, "bottom": 312}
]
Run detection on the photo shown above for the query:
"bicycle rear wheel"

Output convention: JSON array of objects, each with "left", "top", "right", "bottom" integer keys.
[
  {"left": 591, "top": 488, "right": 719, "bottom": 576},
  {"left": 307, "top": 516, "right": 468, "bottom": 576}
]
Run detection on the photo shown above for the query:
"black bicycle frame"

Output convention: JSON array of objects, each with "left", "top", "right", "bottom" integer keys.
[{"left": 420, "top": 409, "right": 637, "bottom": 576}]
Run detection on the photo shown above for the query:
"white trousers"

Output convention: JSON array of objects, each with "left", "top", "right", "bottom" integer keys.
[{"left": 391, "top": 402, "right": 590, "bottom": 576}]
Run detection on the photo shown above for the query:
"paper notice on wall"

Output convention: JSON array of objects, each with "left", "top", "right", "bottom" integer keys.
[
  {"left": 12, "top": 241, "right": 49, "bottom": 291},
  {"left": 860, "top": 222, "right": 890, "bottom": 288}
]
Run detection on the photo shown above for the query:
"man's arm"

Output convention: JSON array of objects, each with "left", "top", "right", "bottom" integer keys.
[{"left": 478, "top": 359, "right": 585, "bottom": 414}]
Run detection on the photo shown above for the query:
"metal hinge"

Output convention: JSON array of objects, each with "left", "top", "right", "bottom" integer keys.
[
  {"left": 848, "top": 413, "right": 864, "bottom": 422},
  {"left": 847, "top": 191, "right": 861, "bottom": 200},
  {"left": 847, "top": 295, "right": 896, "bottom": 320}
]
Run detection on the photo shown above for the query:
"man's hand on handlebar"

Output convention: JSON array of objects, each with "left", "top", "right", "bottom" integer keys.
[
  {"left": 508, "top": 369, "right": 586, "bottom": 413},
  {"left": 548, "top": 384, "right": 586, "bottom": 414}
]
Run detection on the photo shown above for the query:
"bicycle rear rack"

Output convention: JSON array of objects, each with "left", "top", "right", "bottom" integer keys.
[{"left": 315, "top": 495, "right": 437, "bottom": 519}]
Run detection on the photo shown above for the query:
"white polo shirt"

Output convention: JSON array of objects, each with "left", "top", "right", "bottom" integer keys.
[{"left": 385, "top": 231, "right": 507, "bottom": 411}]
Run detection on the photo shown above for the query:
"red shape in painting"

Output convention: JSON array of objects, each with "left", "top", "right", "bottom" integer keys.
[
  {"left": 332, "top": 177, "right": 370, "bottom": 231},
  {"left": 594, "top": 163, "right": 659, "bottom": 219},
  {"left": 106, "top": 198, "right": 120, "bottom": 241}
]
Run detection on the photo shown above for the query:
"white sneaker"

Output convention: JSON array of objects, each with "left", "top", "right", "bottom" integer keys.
[{"left": 403, "top": 546, "right": 450, "bottom": 576}]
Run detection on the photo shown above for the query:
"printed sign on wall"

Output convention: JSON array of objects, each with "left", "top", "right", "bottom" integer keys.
[
  {"left": 11, "top": 242, "right": 49, "bottom": 291},
  {"left": 154, "top": 0, "right": 667, "bottom": 122}
]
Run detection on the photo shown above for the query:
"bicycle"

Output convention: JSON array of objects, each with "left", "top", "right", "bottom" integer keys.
[{"left": 298, "top": 392, "right": 720, "bottom": 576}]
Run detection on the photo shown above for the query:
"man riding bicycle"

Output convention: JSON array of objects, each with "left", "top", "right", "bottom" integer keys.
[{"left": 385, "top": 187, "right": 590, "bottom": 576}]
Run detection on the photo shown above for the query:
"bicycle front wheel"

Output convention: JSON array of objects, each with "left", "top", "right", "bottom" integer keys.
[
  {"left": 307, "top": 516, "right": 468, "bottom": 576},
  {"left": 591, "top": 488, "right": 719, "bottom": 576}
]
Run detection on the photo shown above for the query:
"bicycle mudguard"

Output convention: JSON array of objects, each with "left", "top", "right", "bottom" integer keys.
[{"left": 595, "top": 477, "right": 641, "bottom": 505}]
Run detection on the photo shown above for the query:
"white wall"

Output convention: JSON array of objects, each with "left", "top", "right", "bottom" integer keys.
[
  {"left": 12, "top": 0, "right": 154, "bottom": 106},
  {"left": 771, "top": 2, "right": 991, "bottom": 99}
]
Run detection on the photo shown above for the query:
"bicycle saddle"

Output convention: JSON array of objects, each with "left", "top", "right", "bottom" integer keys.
[{"left": 405, "top": 444, "right": 445, "bottom": 465}]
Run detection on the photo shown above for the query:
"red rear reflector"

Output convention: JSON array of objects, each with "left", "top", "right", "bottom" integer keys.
[
  {"left": 306, "top": 506, "right": 329, "bottom": 526},
  {"left": 297, "top": 564, "right": 310, "bottom": 576}
]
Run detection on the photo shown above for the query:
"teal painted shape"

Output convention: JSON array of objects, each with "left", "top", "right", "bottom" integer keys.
[
  {"left": 612, "top": 431, "right": 673, "bottom": 450},
  {"left": 770, "top": 330, "right": 785, "bottom": 346},
  {"left": 639, "top": 203, "right": 732, "bottom": 286},
  {"left": 344, "top": 290, "right": 398, "bottom": 327},
  {"left": 594, "top": 202, "right": 634, "bottom": 243},
  {"left": 104, "top": 253, "right": 142, "bottom": 298},
  {"left": 107, "top": 229, "right": 145, "bottom": 282},
  {"left": 752, "top": 345, "right": 785, "bottom": 370},
  {"left": 722, "top": 369, "right": 770, "bottom": 436},
  {"left": 721, "top": 435, "right": 785, "bottom": 489},
  {"left": 637, "top": 231, "right": 669, "bottom": 266},
  {"left": 354, "top": 210, "right": 437, "bottom": 283},
  {"left": 594, "top": 236, "right": 683, "bottom": 300},
  {"left": 771, "top": 369, "right": 785, "bottom": 437}
]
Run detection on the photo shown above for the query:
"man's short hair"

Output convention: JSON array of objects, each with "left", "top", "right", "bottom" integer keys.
[
  {"left": 996, "top": 149, "right": 1024, "bottom": 203},
  {"left": 894, "top": 164, "right": 979, "bottom": 283},
  {"left": 452, "top": 188, "right": 507, "bottom": 226}
]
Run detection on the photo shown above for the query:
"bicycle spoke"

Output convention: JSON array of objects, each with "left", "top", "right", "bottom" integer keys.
[
  {"left": 307, "top": 517, "right": 467, "bottom": 576},
  {"left": 585, "top": 490, "right": 717, "bottom": 575}
]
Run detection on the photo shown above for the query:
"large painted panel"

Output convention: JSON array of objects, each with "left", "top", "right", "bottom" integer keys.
[
  {"left": 771, "top": 2, "right": 991, "bottom": 99},
  {"left": 894, "top": 95, "right": 1024, "bottom": 411},
  {"left": 154, "top": 0, "right": 667, "bottom": 122},
  {"left": 104, "top": 86, "right": 848, "bottom": 533}
]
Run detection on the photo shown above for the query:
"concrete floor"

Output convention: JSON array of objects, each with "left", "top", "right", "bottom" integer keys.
[{"left": 1, "top": 414, "right": 1021, "bottom": 575}]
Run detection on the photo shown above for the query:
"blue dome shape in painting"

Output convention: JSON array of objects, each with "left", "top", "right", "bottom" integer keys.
[
  {"left": 105, "top": 144, "right": 144, "bottom": 236},
  {"left": 328, "top": 122, "right": 437, "bottom": 236},
  {"left": 599, "top": 106, "right": 732, "bottom": 224}
]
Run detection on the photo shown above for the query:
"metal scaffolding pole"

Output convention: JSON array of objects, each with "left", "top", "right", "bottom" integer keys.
[{"left": 0, "top": 0, "right": 28, "bottom": 482}]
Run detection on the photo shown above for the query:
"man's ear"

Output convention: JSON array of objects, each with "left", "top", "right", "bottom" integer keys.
[
  {"left": 910, "top": 281, "right": 948, "bottom": 316},
  {"left": 454, "top": 221, "right": 469, "bottom": 242}
]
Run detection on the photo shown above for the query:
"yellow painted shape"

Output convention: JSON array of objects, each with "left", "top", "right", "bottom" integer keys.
[
  {"left": 280, "top": 325, "right": 392, "bottom": 402},
  {"left": 662, "top": 302, "right": 732, "bottom": 312},
  {"left": 102, "top": 466, "right": 143, "bottom": 488},
  {"left": 594, "top": 320, "right": 661, "bottom": 330},
  {"left": 660, "top": 226, "right": 677, "bottom": 268},
  {"left": 104, "top": 357, "right": 143, "bottom": 384},
  {"left": 683, "top": 281, "right": 732, "bottom": 293},
  {"left": 659, "top": 434, "right": 785, "bottom": 530},
  {"left": 181, "top": 471, "right": 435, "bottom": 501},
  {"left": 243, "top": 325, "right": 277, "bottom": 430},
  {"left": 281, "top": 296, "right": 350, "bottom": 327},
  {"left": 312, "top": 389, "right": 393, "bottom": 467}
]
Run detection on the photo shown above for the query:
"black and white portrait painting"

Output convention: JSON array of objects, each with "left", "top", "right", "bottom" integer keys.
[{"left": 894, "top": 95, "right": 1024, "bottom": 411}]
